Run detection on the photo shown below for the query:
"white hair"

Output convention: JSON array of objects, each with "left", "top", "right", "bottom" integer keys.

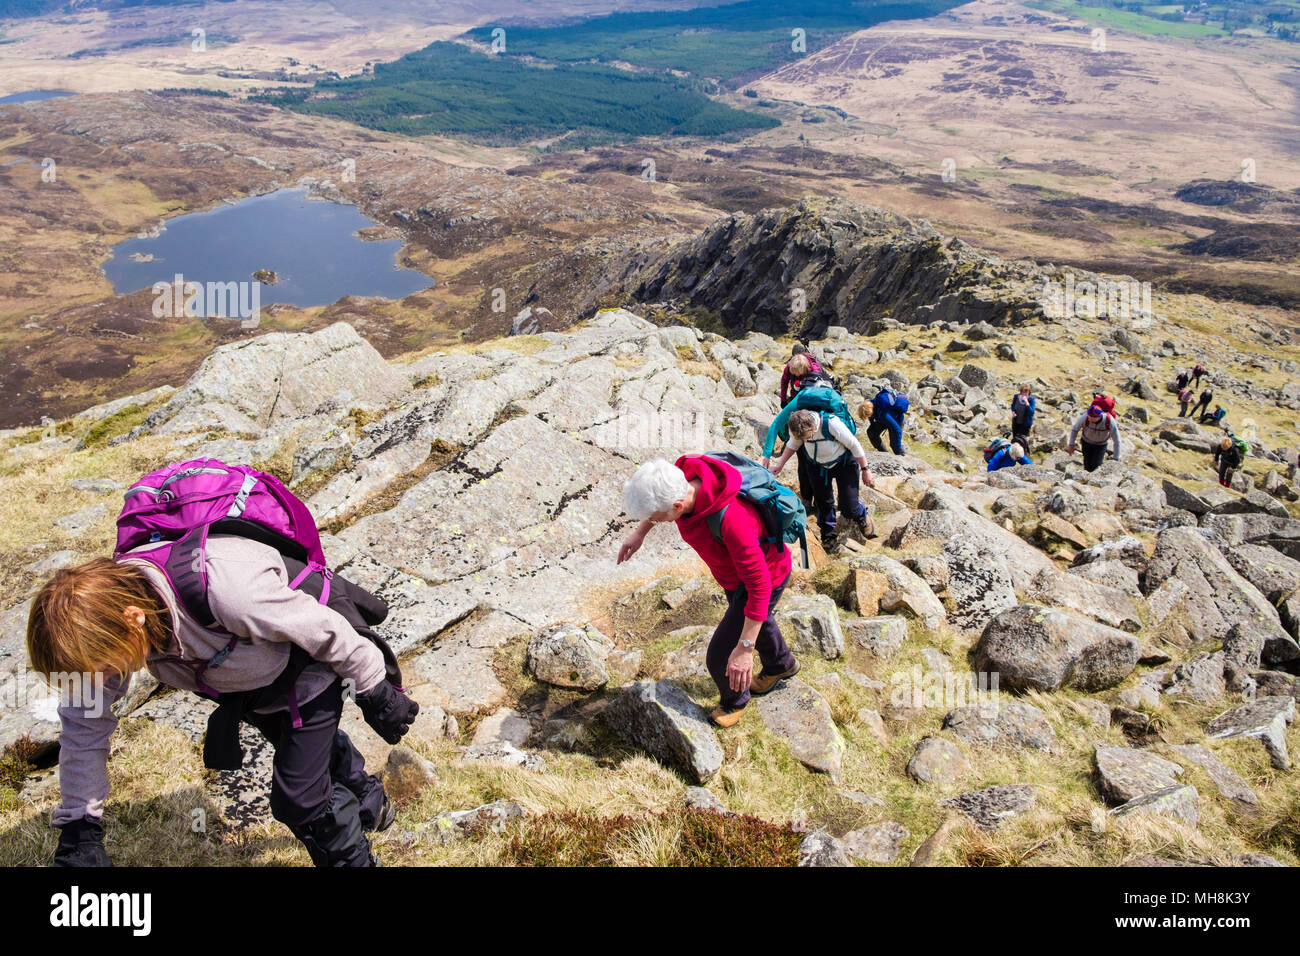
[
  {"left": 623, "top": 459, "right": 690, "bottom": 520},
  {"left": 1009, "top": 443, "right": 1024, "bottom": 460}
]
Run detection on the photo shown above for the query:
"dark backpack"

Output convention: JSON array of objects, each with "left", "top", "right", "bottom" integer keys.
[
  {"left": 983, "top": 437, "right": 1012, "bottom": 463},
  {"left": 703, "top": 451, "right": 809, "bottom": 569}
]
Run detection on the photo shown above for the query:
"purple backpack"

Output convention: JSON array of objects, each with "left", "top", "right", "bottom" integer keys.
[{"left": 115, "top": 458, "right": 332, "bottom": 700}]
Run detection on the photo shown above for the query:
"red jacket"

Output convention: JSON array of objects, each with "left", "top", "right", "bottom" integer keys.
[
  {"left": 779, "top": 355, "right": 823, "bottom": 405},
  {"left": 673, "top": 455, "right": 792, "bottom": 621}
]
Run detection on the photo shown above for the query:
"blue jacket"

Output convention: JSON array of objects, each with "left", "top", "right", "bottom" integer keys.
[
  {"left": 870, "top": 388, "right": 907, "bottom": 445},
  {"left": 1010, "top": 394, "right": 1036, "bottom": 429},
  {"left": 987, "top": 447, "right": 1033, "bottom": 472}
]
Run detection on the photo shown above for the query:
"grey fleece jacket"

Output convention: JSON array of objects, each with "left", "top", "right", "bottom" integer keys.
[
  {"left": 1069, "top": 410, "right": 1122, "bottom": 461},
  {"left": 52, "top": 535, "right": 386, "bottom": 827}
]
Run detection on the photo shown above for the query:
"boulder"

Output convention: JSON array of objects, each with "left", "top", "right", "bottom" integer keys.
[
  {"left": 844, "top": 616, "right": 908, "bottom": 658},
  {"left": 526, "top": 624, "right": 616, "bottom": 690},
  {"left": 753, "top": 679, "right": 845, "bottom": 779},
  {"left": 1161, "top": 653, "right": 1225, "bottom": 704},
  {"left": 1072, "top": 535, "right": 1148, "bottom": 573},
  {"left": 606, "top": 681, "right": 724, "bottom": 784},
  {"left": 1093, "top": 744, "right": 1184, "bottom": 804},
  {"left": 942, "top": 700, "right": 1057, "bottom": 752},
  {"left": 1143, "top": 527, "right": 1289, "bottom": 647},
  {"left": 905, "top": 736, "right": 971, "bottom": 785},
  {"left": 842, "top": 822, "right": 909, "bottom": 863},
  {"left": 943, "top": 535, "right": 1018, "bottom": 635},
  {"left": 846, "top": 554, "right": 946, "bottom": 629},
  {"left": 774, "top": 595, "right": 845, "bottom": 660},
  {"left": 798, "top": 830, "right": 852, "bottom": 867},
  {"left": 973, "top": 605, "right": 1140, "bottom": 693}
]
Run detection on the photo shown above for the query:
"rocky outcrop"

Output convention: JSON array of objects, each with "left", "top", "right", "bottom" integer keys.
[
  {"left": 973, "top": 605, "right": 1141, "bottom": 693},
  {"left": 614, "top": 197, "right": 1045, "bottom": 338}
]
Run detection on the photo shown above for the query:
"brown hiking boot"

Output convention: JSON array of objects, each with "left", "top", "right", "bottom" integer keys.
[
  {"left": 709, "top": 704, "right": 747, "bottom": 728},
  {"left": 750, "top": 658, "right": 801, "bottom": 696}
]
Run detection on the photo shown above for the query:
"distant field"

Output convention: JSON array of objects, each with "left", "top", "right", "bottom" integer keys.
[
  {"left": 1026, "top": 0, "right": 1300, "bottom": 39},
  {"left": 463, "top": 0, "right": 965, "bottom": 82},
  {"left": 254, "top": 42, "right": 780, "bottom": 143}
]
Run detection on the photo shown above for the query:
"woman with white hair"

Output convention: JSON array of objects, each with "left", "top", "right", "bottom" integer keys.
[
  {"left": 986, "top": 440, "right": 1032, "bottom": 472},
  {"left": 767, "top": 408, "right": 873, "bottom": 552},
  {"left": 617, "top": 455, "right": 799, "bottom": 728}
]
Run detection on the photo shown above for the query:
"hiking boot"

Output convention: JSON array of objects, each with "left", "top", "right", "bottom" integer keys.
[
  {"left": 853, "top": 512, "right": 875, "bottom": 539},
  {"left": 821, "top": 532, "right": 838, "bottom": 554},
  {"left": 709, "top": 704, "right": 747, "bottom": 728},
  {"left": 750, "top": 659, "right": 801, "bottom": 696},
  {"left": 374, "top": 792, "right": 396, "bottom": 833}
]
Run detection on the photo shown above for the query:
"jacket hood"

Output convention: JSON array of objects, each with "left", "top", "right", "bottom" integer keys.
[{"left": 675, "top": 455, "right": 740, "bottom": 523}]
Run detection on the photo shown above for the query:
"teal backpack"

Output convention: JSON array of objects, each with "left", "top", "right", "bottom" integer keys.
[
  {"left": 704, "top": 451, "right": 809, "bottom": 569},
  {"left": 777, "top": 386, "right": 857, "bottom": 443}
]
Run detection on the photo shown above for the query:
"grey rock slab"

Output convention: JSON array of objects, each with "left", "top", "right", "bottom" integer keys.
[
  {"left": 844, "top": 616, "right": 908, "bottom": 658},
  {"left": 942, "top": 784, "right": 1037, "bottom": 829},
  {"left": 1206, "top": 696, "right": 1295, "bottom": 771},
  {"left": 1094, "top": 743, "right": 1184, "bottom": 804},
  {"left": 798, "top": 829, "right": 853, "bottom": 867},
  {"left": 942, "top": 700, "right": 1057, "bottom": 752},
  {"left": 1111, "top": 785, "right": 1200, "bottom": 826},
  {"left": 1170, "top": 744, "right": 1257, "bottom": 807}
]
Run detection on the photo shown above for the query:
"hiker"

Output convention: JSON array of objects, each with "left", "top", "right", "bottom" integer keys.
[
  {"left": 619, "top": 456, "right": 800, "bottom": 728},
  {"left": 1010, "top": 384, "right": 1036, "bottom": 447},
  {"left": 767, "top": 408, "right": 875, "bottom": 552},
  {"left": 1199, "top": 404, "right": 1226, "bottom": 427},
  {"left": 986, "top": 440, "right": 1032, "bottom": 472},
  {"left": 1177, "top": 385, "right": 1194, "bottom": 417},
  {"left": 862, "top": 387, "right": 909, "bottom": 456},
  {"left": 1174, "top": 369, "right": 1191, "bottom": 392},
  {"left": 779, "top": 345, "right": 826, "bottom": 406},
  {"left": 1192, "top": 363, "right": 1206, "bottom": 386},
  {"left": 1190, "top": 388, "right": 1213, "bottom": 419},
  {"left": 1068, "top": 401, "right": 1122, "bottom": 472},
  {"left": 1214, "top": 434, "right": 1247, "bottom": 487},
  {"left": 28, "top": 461, "right": 418, "bottom": 868}
]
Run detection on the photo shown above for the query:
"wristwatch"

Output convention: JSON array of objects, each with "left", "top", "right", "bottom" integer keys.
[{"left": 739, "top": 639, "right": 755, "bottom": 649}]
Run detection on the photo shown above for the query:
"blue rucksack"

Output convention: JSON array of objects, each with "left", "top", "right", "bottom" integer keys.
[
  {"left": 875, "top": 387, "right": 910, "bottom": 419},
  {"left": 703, "top": 451, "right": 809, "bottom": 569}
]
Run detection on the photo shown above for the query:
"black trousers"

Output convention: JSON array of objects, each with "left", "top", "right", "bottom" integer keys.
[
  {"left": 244, "top": 679, "right": 385, "bottom": 865},
  {"left": 806, "top": 453, "right": 866, "bottom": 539},
  {"left": 707, "top": 577, "right": 794, "bottom": 710},
  {"left": 1081, "top": 440, "right": 1107, "bottom": 472}
]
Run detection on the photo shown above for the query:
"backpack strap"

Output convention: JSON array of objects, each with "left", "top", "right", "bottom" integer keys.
[{"left": 707, "top": 500, "right": 785, "bottom": 553}]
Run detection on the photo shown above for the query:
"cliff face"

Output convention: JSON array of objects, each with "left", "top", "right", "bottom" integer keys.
[{"left": 602, "top": 196, "right": 1049, "bottom": 337}]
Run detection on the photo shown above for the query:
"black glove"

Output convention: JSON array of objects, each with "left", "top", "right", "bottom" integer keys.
[
  {"left": 54, "top": 817, "right": 113, "bottom": 868},
  {"left": 356, "top": 681, "right": 419, "bottom": 744}
]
